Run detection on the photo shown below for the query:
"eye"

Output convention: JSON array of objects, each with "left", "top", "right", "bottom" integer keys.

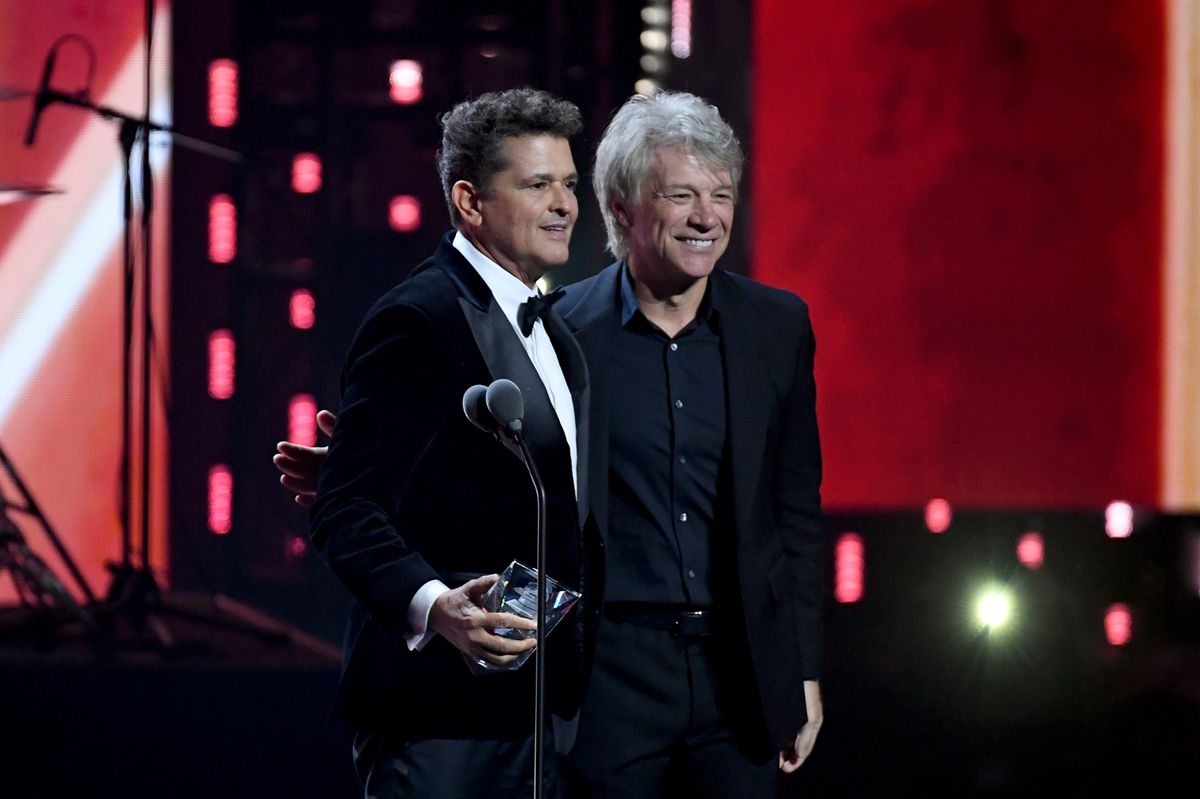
[
  {"left": 713, "top": 192, "right": 734, "bottom": 204},
  {"left": 564, "top": 179, "right": 578, "bottom": 192},
  {"left": 530, "top": 181, "right": 548, "bottom": 190}
]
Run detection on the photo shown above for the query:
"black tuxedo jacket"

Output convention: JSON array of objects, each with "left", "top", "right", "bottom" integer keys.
[
  {"left": 310, "top": 234, "right": 591, "bottom": 739},
  {"left": 557, "top": 263, "right": 824, "bottom": 750}
]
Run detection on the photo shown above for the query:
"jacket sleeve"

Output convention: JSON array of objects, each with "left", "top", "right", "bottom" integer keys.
[
  {"left": 775, "top": 302, "right": 824, "bottom": 679},
  {"left": 309, "top": 299, "right": 448, "bottom": 634}
]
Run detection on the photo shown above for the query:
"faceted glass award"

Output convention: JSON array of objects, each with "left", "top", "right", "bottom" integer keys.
[{"left": 465, "top": 559, "right": 582, "bottom": 674}]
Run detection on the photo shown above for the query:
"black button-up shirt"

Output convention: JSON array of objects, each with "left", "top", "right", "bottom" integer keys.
[{"left": 605, "top": 265, "right": 727, "bottom": 606}]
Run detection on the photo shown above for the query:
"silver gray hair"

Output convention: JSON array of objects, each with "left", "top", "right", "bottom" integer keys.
[{"left": 593, "top": 91, "right": 745, "bottom": 260}]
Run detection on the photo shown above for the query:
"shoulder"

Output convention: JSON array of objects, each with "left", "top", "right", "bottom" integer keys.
[
  {"left": 716, "top": 271, "right": 811, "bottom": 328},
  {"left": 558, "top": 262, "right": 621, "bottom": 319}
]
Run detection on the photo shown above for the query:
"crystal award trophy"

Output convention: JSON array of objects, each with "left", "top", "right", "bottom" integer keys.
[{"left": 465, "top": 559, "right": 581, "bottom": 674}]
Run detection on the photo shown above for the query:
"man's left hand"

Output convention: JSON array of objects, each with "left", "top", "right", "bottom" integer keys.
[{"left": 779, "top": 679, "right": 823, "bottom": 773}]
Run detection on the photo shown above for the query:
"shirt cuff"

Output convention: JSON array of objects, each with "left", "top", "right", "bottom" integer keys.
[{"left": 405, "top": 579, "right": 450, "bottom": 651}]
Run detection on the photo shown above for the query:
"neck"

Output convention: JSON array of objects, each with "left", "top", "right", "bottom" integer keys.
[
  {"left": 631, "top": 272, "right": 708, "bottom": 338},
  {"left": 463, "top": 231, "right": 542, "bottom": 289}
]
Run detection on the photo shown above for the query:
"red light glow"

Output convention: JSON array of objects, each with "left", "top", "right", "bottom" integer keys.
[
  {"left": 287, "top": 536, "right": 309, "bottom": 558},
  {"left": 208, "top": 59, "right": 238, "bottom": 128},
  {"left": 389, "top": 59, "right": 423, "bottom": 105},
  {"left": 289, "top": 394, "right": 318, "bottom": 447},
  {"left": 671, "top": 0, "right": 692, "bottom": 58},
  {"left": 925, "top": 498, "right": 952, "bottom": 534},
  {"left": 208, "top": 464, "right": 233, "bottom": 535},
  {"left": 1017, "top": 532, "right": 1044, "bottom": 569},
  {"left": 208, "top": 329, "right": 235, "bottom": 400},
  {"left": 1104, "top": 602, "right": 1132, "bottom": 646},
  {"left": 834, "top": 532, "right": 865, "bottom": 603},
  {"left": 208, "top": 194, "right": 237, "bottom": 263},
  {"left": 389, "top": 195, "right": 422, "bottom": 232},
  {"left": 289, "top": 288, "right": 315, "bottom": 329},
  {"left": 1105, "top": 501, "right": 1134, "bottom": 538},
  {"left": 292, "top": 153, "right": 322, "bottom": 194}
]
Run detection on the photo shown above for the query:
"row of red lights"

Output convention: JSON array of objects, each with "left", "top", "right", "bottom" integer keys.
[
  {"left": 922, "top": 497, "right": 1136, "bottom": 539},
  {"left": 207, "top": 58, "right": 424, "bottom": 129}
]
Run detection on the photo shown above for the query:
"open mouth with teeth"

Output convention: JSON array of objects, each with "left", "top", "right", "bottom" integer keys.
[{"left": 680, "top": 238, "right": 716, "bottom": 248}]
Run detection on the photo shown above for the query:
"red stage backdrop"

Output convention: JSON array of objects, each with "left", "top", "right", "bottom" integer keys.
[
  {"left": 0, "top": 1, "right": 171, "bottom": 601},
  {"left": 753, "top": 0, "right": 1164, "bottom": 509}
]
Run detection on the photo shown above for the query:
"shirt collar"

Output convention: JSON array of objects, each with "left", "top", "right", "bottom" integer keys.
[{"left": 453, "top": 231, "right": 539, "bottom": 328}]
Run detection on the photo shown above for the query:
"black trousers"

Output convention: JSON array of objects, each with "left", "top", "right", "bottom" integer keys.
[
  {"left": 563, "top": 614, "right": 777, "bottom": 798},
  {"left": 352, "top": 728, "right": 557, "bottom": 799}
]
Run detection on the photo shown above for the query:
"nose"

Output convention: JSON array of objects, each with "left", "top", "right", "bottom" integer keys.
[
  {"left": 689, "top": 196, "right": 718, "bottom": 230},
  {"left": 549, "top": 182, "right": 574, "bottom": 216}
]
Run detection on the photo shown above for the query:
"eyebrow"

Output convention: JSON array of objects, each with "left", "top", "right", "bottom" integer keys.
[
  {"left": 528, "top": 171, "right": 579, "bottom": 182},
  {"left": 658, "top": 182, "right": 735, "bottom": 192}
]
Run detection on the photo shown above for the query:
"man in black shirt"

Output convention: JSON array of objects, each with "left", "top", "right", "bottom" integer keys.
[{"left": 555, "top": 91, "right": 824, "bottom": 797}]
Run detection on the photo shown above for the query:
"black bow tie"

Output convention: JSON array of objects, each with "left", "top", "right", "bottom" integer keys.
[{"left": 517, "top": 286, "right": 566, "bottom": 336}]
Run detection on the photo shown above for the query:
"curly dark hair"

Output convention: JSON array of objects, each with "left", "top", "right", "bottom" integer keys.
[{"left": 437, "top": 87, "right": 583, "bottom": 226}]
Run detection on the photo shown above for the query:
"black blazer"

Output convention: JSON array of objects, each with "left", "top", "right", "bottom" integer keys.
[
  {"left": 558, "top": 263, "right": 824, "bottom": 750},
  {"left": 310, "top": 234, "right": 591, "bottom": 739}
]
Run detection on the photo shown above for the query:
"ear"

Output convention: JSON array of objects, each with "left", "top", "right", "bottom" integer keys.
[
  {"left": 612, "top": 198, "right": 633, "bottom": 229},
  {"left": 451, "top": 180, "right": 483, "bottom": 226}
]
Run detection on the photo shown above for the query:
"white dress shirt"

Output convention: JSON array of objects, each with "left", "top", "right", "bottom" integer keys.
[{"left": 404, "top": 232, "right": 579, "bottom": 650}]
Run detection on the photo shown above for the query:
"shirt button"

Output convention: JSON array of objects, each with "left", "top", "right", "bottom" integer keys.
[
  {"left": 669, "top": 342, "right": 678, "bottom": 352},
  {"left": 679, "top": 456, "right": 687, "bottom": 464},
  {"left": 674, "top": 399, "right": 683, "bottom": 409},
  {"left": 688, "top": 569, "right": 696, "bottom": 578},
  {"left": 679, "top": 512, "right": 688, "bottom": 522}
]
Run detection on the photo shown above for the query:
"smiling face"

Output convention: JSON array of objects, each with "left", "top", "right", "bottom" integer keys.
[
  {"left": 619, "top": 145, "right": 734, "bottom": 293},
  {"left": 464, "top": 134, "right": 579, "bottom": 285}
]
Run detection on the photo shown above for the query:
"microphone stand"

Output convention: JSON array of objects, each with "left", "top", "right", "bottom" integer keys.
[{"left": 508, "top": 425, "right": 548, "bottom": 799}]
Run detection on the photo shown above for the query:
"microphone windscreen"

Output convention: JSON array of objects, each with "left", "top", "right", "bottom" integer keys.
[
  {"left": 485, "top": 378, "right": 525, "bottom": 431},
  {"left": 462, "top": 384, "right": 493, "bottom": 432}
]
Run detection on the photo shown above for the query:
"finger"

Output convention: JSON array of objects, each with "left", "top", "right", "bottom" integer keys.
[
  {"left": 483, "top": 611, "right": 537, "bottom": 631},
  {"left": 280, "top": 474, "right": 318, "bottom": 494},
  {"left": 294, "top": 494, "right": 314, "bottom": 508},
  {"left": 474, "top": 632, "right": 538, "bottom": 657},
  {"left": 274, "top": 454, "right": 317, "bottom": 479},
  {"left": 460, "top": 574, "right": 501, "bottom": 598},
  {"left": 276, "top": 442, "right": 329, "bottom": 463},
  {"left": 316, "top": 410, "right": 337, "bottom": 437}
]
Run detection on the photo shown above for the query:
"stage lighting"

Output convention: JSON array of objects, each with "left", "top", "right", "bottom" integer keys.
[
  {"left": 925, "top": 497, "right": 952, "bottom": 534},
  {"left": 1104, "top": 602, "right": 1132, "bottom": 646},
  {"left": 289, "top": 289, "right": 315, "bottom": 330},
  {"left": 208, "top": 59, "right": 238, "bottom": 128},
  {"left": 389, "top": 59, "right": 423, "bottom": 105},
  {"left": 288, "top": 394, "right": 318, "bottom": 448},
  {"left": 1016, "top": 532, "right": 1044, "bottom": 570},
  {"left": 388, "top": 195, "right": 421, "bottom": 233},
  {"left": 834, "top": 532, "right": 865, "bottom": 603},
  {"left": 671, "top": 0, "right": 692, "bottom": 58},
  {"left": 208, "top": 464, "right": 233, "bottom": 535},
  {"left": 207, "top": 329, "right": 235, "bottom": 400},
  {"left": 292, "top": 153, "right": 322, "bottom": 194},
  {"left": 208, "top": 194, "right": 237, "bottom": 264},
  {"left": 1105, "top": 501, "right": 1134, "bottom": 538},
  {"left": 974, "top": 586, "right": 1013, "bottom": 630}
]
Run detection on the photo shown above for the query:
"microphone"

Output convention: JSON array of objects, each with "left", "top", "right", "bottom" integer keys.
[
  {"left": 25, "top": 48, "right": 57, "bottom": 148},
  {"left": 485, "top": 379, "right": 525, "bottom": 436},
  {"left": 461, "top": 384, "right": 496, "bottom": 434}
]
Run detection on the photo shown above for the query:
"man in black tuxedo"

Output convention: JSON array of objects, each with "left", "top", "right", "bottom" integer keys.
[
  {"left": 301, "top": 88, "right": 592, "bottom": 798},
  {"left": 279, "top": 91, "right": 825, "bottom": 798}
]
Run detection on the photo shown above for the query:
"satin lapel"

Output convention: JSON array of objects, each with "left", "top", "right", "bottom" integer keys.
[
  {"left": 716, "top": 273, "right": 772, "bottom": 538},
  {"left": 544, "top": 309, "right": 590, "bottom": 525}
]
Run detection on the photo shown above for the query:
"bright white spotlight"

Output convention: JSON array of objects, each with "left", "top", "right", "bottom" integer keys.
[{"left": 975, "top": 586, "right": 1013, "bottom": 630}]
